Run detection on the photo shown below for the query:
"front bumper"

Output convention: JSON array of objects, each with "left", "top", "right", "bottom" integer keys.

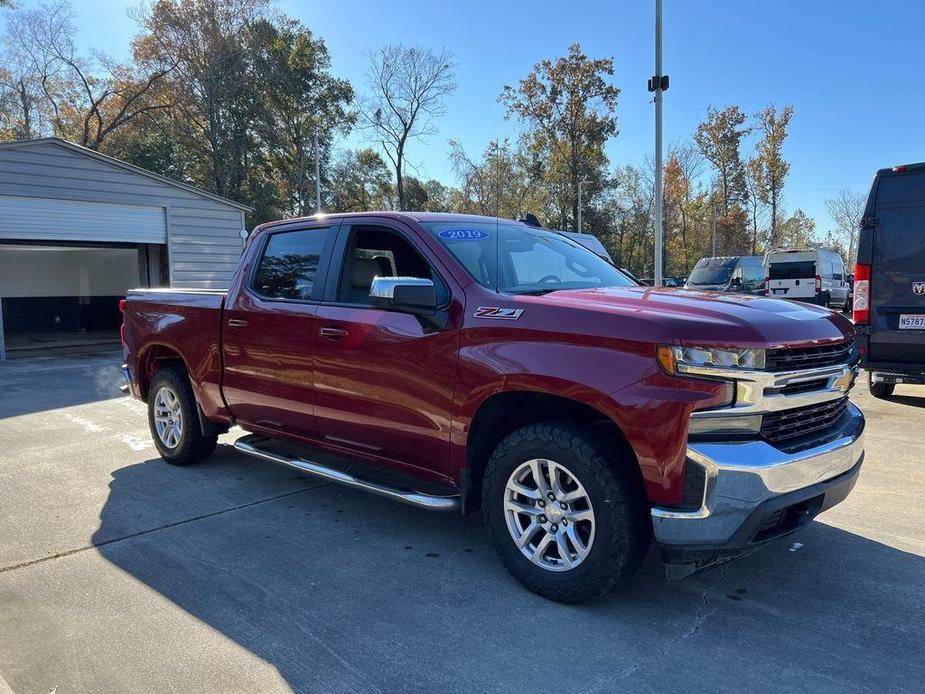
[{"left": 652, "top": 402, "right": 864, "bottom": 577}]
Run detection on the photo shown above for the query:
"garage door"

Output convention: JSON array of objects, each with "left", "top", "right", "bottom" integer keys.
[{"left": 0, "top": 195, "right": 166, "bottom": 244}]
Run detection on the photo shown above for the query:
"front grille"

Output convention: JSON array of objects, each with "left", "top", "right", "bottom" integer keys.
[
  {"left": 767, "top": 377, "right": 830, "bottom": 396},
  {"left": 761, "top": 397, "right": 850, "bottom": 445},
  {"left": 765, "top": 339, "right": 856, "bottom": 372}
]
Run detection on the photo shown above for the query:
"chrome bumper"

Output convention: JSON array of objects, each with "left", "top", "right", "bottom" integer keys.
[
  {"left": 652, "top": 402, "right": 864, "bottom": 548},
  {"left": 120, "top": 363, "right": 133, "bottom": 396}
]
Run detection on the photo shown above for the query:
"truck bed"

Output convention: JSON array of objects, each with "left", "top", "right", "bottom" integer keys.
[{"left": 122, "top": 287, "right": 229, "bottom": 423}]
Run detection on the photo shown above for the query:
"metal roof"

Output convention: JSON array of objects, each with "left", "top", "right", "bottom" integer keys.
[{"left": 0, "top": 137, "right": 252, "bottom": 212}]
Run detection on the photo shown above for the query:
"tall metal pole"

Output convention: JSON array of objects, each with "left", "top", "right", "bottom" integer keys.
[
  {"left": 577, "top": 180, "right": 583, "bottom": 233},
  {"left": 653, "top": 0, "right": 664, "bottom": 287},
  {"left": 711, "top": 202, "right": 717, "bottom": 256},
  {"left": 314, "top": 133, "right": 321, "bottom": 214}
]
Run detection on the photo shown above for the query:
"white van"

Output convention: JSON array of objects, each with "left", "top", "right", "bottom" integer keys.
[{"left": 765, "top": 248, "right": 850, "bottom": 310}]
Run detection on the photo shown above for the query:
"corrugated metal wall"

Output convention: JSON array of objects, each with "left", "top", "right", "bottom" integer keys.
[{"left": 0, "top": 141, "right": 246, "bottom": 289}]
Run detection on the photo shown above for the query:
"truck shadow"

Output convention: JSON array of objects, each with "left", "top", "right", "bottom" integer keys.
[
  {"left": 91, "top": 451, "right": 925, "bottom": 693},
  {"left": 887, "top": 394, "right": 925, "bottom": 408}
]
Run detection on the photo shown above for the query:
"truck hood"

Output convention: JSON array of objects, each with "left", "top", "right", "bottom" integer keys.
[{"left": 526, "top": 286, "right": 854, "bottom": 348}]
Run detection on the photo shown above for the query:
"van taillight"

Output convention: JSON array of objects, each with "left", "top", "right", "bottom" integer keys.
[
  {"left": 119, "top": 299, "right": 126, "bottom": 314},
  {"left": 854, "top": 264, "right": 871, "bottom": 323},
  {"left": 815, "top": 275, "right": 822, "bottom": 292}
]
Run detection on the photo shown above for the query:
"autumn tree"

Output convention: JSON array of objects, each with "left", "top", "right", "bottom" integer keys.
[
  {"left": 449, "top": 137, "right": 542, "bottom": 220},
  {"left": 752, "top": 104, "right": 793, "bottom": 247},
  {"left": 777, "top": 209, "right": 816, "bottom": 248},
  {"left": 328, "top": 147, "right": 392, "bottom": 212},
  {"left": 361, "top": 44, "right": 456, "bottom": 210},
  {"left": 744, "top": 156, "right": 766, "bottom": 254},
  {"left": 694, "top": 106, "right": 750, "bottom": 215},
  {"left": 4, "top": 0, "right": 173, "bottom": 148},
  {"left": 825, "top": 189, "right": 865, "bottom": 266},
  {"left": 500, "top": 43, "right": 619, "bottom": 232},
  {"left": 253, "top": 18, "right": 354, "bottom": 216}
]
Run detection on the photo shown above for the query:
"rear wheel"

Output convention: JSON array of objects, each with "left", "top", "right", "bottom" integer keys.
[
  {"left": 148, "top": 367, "right": 218, "bottom": 466},
  {"left": 868, "top": 373, "right": 895, "bottom": 399},
  {"left": 482, "top": 422, "right": 650, "bottom": 603}
]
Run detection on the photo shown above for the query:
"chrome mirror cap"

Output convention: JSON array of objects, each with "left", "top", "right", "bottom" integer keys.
[{"left": 369, "top": 276, "right": 434, "bottom": 299}]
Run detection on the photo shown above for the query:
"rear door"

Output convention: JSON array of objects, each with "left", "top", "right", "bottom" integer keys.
[
  {"left": 767, "top": 253, "right": 817, "bottom": 299},
  {"left": 868, "top": 171, "right": 925, "bottom": 363},
  {"left": 221, "top": 222, "right": 338, "bottom": 438}
]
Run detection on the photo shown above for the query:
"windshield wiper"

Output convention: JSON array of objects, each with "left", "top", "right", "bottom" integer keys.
[{"left": 509, "top": 288, "right": 560, "bottom": 296}]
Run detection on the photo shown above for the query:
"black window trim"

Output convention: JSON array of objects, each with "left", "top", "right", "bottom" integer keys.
[
  {"left": 322, "top": 220, "right": 451, "bottom": 309},
  {"left": 245, "top": 221, "right": 340, "bottom": 305}
]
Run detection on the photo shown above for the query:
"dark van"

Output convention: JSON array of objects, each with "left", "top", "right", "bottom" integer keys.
[
  {"left": 684, "top": 256, "right": 765, "bottom": 294},
  {"left": 855, "top": 164, "right": 925, "bottom": 398}
]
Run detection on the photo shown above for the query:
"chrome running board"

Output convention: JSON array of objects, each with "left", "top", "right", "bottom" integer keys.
[{"left": 233, "top": 434, "right": 461, "bottom": 512}]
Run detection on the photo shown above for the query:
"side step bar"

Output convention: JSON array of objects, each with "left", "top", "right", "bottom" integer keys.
[{"left": 233, "top": 434, "right": 461, "bottom": 512}]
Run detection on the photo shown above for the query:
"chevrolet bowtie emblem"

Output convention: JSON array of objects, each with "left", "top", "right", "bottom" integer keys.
[{"left": 834, "top": 370, "right": 857, "bottom": 393}]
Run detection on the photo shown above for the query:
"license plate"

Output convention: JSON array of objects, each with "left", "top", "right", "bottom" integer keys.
[
  {"left": 772, "top": 289, "right": 786, "bottom": 295},
  {"left": 899, "top": 314, "right": 925, "bottom": 329}
]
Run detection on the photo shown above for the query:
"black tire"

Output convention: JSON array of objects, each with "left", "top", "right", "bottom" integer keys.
[
  {"left": 482, "top": 422, "right": 650, "bottom": 603},
  {"left": 147, "top": 366, "right": 218, "bottom": 466},
  {"left": 868, "top": 374, "right": 895, "bottom": 399},
  {"left": 818, "top": 292, "right": 831, "bottom": 307}
]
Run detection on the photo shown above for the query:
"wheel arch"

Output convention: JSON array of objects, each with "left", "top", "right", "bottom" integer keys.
[
  {"left": 137, "top": 342, "right": 189, "bottom": 401},
  {"left": 460, "top": 390, "right": 642, "bottom": 514}
]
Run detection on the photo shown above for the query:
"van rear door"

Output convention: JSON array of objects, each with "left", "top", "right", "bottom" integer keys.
[
  {"left": 865, "top": 170, "right": 925, "bottom": 364},
  {"left": 767, "top": 252, "right": 817, "bottom": 300}
]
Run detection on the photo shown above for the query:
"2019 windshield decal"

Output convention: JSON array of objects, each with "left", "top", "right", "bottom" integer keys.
[{"left": 474, "top": 306, "right": 524, "bottom": 320}]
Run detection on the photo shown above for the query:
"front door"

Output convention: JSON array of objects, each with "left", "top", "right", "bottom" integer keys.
[
  {"left": 222, "top": 223, "right": 336, "bottom": 438},
  {"left": 311, "top": 221, "right": 461, "bottom": 478}
]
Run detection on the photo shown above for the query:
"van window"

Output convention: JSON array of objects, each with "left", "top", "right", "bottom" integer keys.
[
  {"left": 769, "top": 260, "right": 815, "bottom": 280},
  {"left": 875, "top": 173, "right": 925, "bottom": 207}
]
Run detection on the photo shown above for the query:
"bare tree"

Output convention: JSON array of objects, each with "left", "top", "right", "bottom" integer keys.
[
  {"left": 825, "top": 189, "right": 866, "bottom": 266},
  {"left": 361, "top": 44, "right": 455, "bottom": 210},
  {"left": 5, "top": 0, "right": 174, "bottom": 148}
]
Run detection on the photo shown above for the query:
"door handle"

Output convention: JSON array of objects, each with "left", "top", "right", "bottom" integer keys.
[
  {"left": 319, "top": 326, "right": 348, "bottom": 339},
  {"left": 228, "top": 319, "right": 249, "bottom": 328}
]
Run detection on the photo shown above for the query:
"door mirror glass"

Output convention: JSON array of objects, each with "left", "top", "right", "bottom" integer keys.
[{"left": 370, "top": 277, "right": 437, "bottom": 314}]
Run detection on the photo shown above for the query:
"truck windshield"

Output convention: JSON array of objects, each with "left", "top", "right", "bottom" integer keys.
[
  {"left": 687, "top": 259, "right": 735, "bottom": 285},
  {"left": 769, "top": 260, "right": 816, "bottom": 280},
  {"left": 423, "top": 221, "right": 634, "bottom": 294}
]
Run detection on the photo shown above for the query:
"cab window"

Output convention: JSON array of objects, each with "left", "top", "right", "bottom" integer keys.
[
  {"left": 337, "top": 226, "right": 447, "bottom": 306},
  {"left": 252, "top": 227, "right": 329, "bottom": 300}
]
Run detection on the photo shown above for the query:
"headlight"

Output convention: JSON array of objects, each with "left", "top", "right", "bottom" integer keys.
[{"left": 657, "top": 344, "right": 766, "bottom": 374}]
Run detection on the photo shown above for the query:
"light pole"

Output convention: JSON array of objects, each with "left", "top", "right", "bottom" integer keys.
[
  {"left": 577, "top": 179, "right": 589, "bottom": 233},
  {"left": 648, "top": 0, "right": 668, "bottom": 286},
  {"left": 314, "top": 133, "right": 321, "bottom": 214}
]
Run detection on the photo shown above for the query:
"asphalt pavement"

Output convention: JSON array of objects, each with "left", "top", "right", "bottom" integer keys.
[{"left": 0, "top": 351, "right": 922, "bottom": 693}]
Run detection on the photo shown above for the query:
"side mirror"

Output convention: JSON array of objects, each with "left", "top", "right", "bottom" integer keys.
[{"left": 370, "top": 277, "right": 437, "bottom": 314}]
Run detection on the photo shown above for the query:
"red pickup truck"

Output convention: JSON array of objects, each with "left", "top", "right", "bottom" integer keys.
[{"left": 122, "top": 212, "right": 865, "bottom": 602}]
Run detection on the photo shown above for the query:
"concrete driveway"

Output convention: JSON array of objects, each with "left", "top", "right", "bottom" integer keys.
[{"left": 0, "top": 353, "right": 922, "bottom": 693}]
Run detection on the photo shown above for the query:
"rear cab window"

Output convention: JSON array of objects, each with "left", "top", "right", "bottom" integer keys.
[{"left": 252, "top": 227, "right": 330, "bottom": 300}]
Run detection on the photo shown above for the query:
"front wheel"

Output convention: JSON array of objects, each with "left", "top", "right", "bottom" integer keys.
[
  {"left": 147, "top": 366, "right": 218, "bottom": 466},
  {"left": 482, "top": 423, "right": 650, "bottom": 603}
]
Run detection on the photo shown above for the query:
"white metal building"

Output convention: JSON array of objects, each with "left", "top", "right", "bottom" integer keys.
[{"left": 0, "top": 138, "right": 250, "bottom": 358}]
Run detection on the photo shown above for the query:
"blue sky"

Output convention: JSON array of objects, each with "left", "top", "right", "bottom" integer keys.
[{"left": 6, "top": 0, "right": 925, "bottom": 231}]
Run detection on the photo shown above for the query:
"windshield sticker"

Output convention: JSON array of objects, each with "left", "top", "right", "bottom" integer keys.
[
  {"left": 438, "top": 228, "right": 490, "bottom": 241},
  {"left": 474, "top": 306, "right": 524, "bottom": 320}
]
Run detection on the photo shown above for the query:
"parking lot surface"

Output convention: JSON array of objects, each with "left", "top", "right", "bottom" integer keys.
[{"left": 0, "top": 352, "right": 923, "bottom": 693}]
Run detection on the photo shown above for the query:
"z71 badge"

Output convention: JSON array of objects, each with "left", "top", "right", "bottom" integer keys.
[{"left": 474, "top": 306, "right": 524, "bottom": 320}]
